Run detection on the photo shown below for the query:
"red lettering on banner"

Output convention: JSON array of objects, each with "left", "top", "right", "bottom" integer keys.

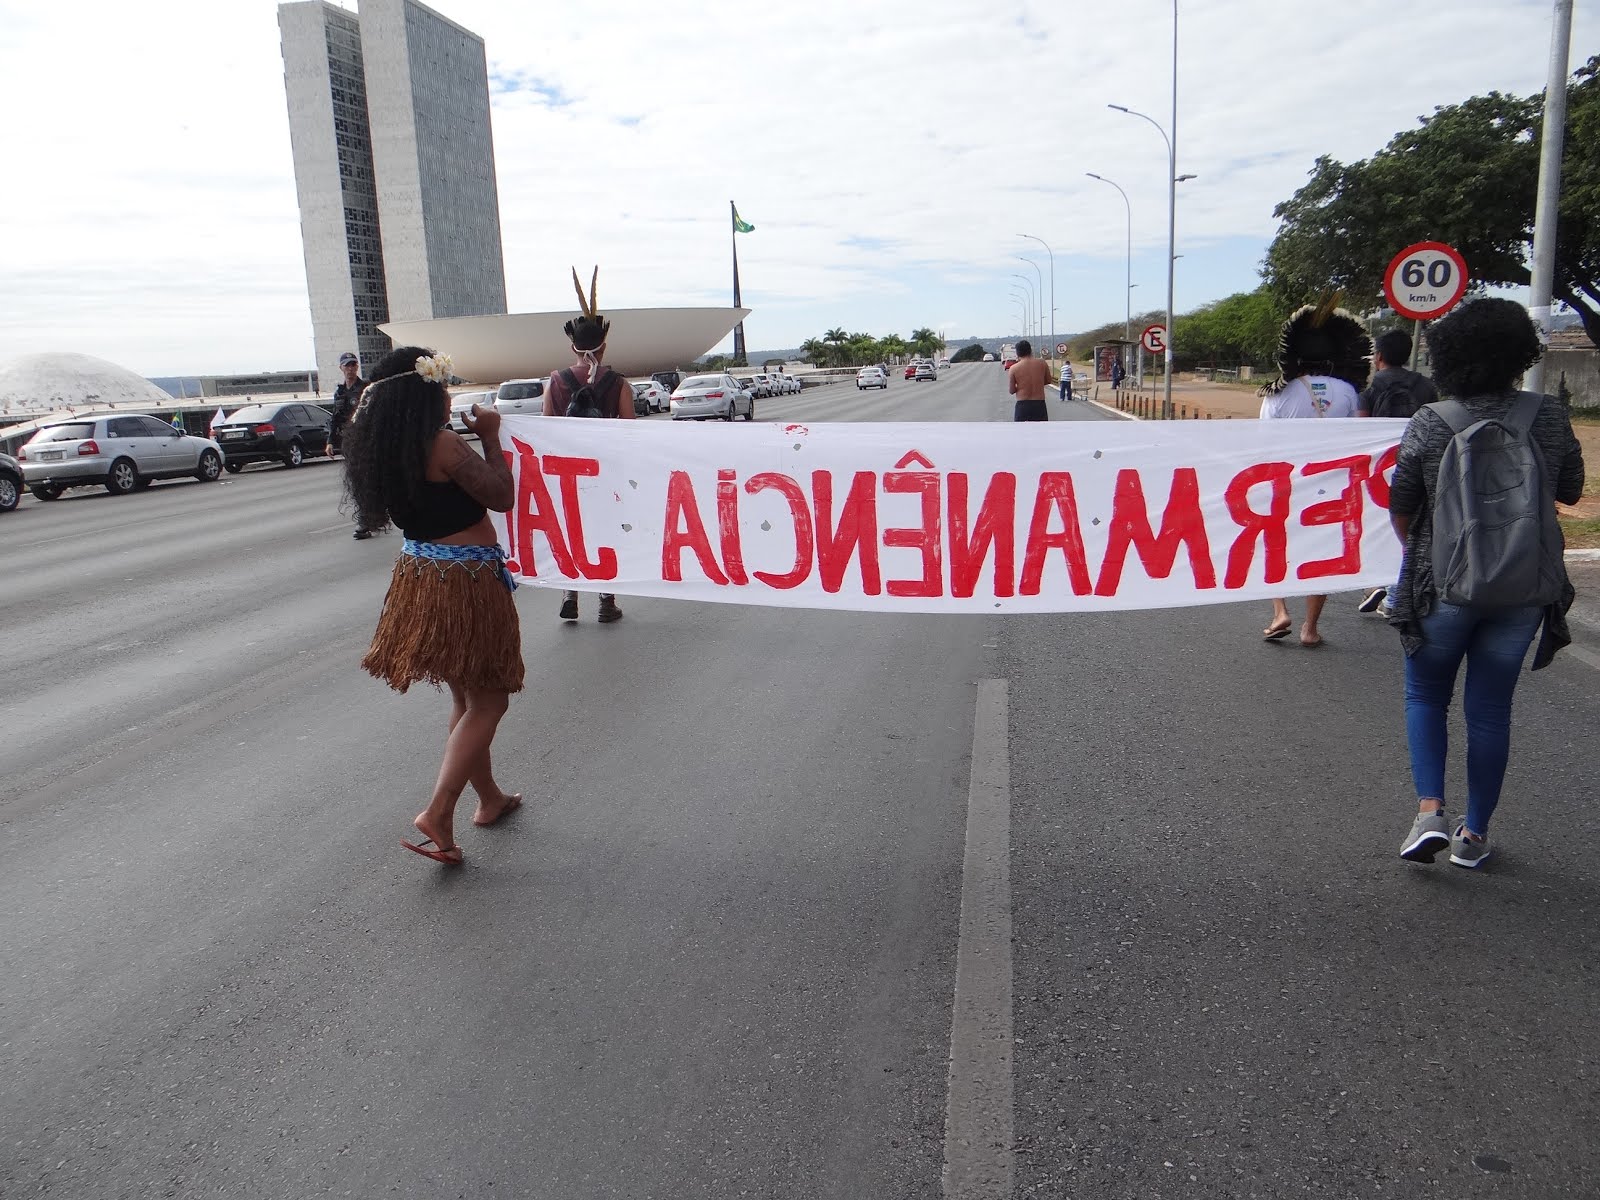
[
  {"left": 1297, "top": 455, "right": 1371, "bottom": 580},
  {"left": 1365, "top": 445, "right": 1400, "bottom": 510},
  {"left": 1095, "top": 468, "right": 1216, "bottom": 595},
  {"left": 882, "top": 469, "right": 943, "bottom": 598},
  {"left": 813, "top": 470, "right": 882, "bottom": 595},
  {"left": 542, "top": 454, "right": 618, "bottom": 580},
  {"left": 746, "top": 472, "right": 814, "bottom": 589},
  {"left": 662, "top": 471, "right": 729, "bottom": 585},
  {"left": 505, "top": 438, "right": 576, "bottom": 578},
  {"left": 949, "top": 472, "right": 1018, "bottom": 598},
  {"left": 1020, "top": 472, "right": 1092, "bottom": 596},
  {"left": 1223, "top": 461, "right": 1293, "bottom": 588},
  {"left": 716, "top": 469, "right": 749, "bottom": 586}
]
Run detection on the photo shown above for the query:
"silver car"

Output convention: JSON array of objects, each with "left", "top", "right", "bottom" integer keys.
[
  {"left": 450, "top": 390, "right": 495, "bottom": 434},
  {"left": 670, "top": 374, "right": 755, "bottom": 421},
  {"left": 19, "top": 414, "right": 224, "bottom": 499},
  {"left": 493, "top": 377, "right": 547, "bottom": 417}
]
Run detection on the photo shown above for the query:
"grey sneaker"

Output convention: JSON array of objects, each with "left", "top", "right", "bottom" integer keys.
[
  {"left": 597, "top": 595, "right": 623, "bottom": 624},
  {"left": 1400, "top": 809, "right": 1451, "bottom": 862},
  {"left": 1449, "top": 823, "right": 1491, "bottom": 869}
]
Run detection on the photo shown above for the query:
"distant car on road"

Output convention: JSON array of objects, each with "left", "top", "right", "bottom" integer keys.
[
  {"left": 982, "top": 353, "right": 996, "bottom": 362},
  {"left": 914, "top": 361, "right": 938, "bottom": 382},
  {"left": 493, "top": 378, "right": 546, "bottom": 416},
  {"left": 449, "top": 390, "right": 495, "bottom": 434},
  {"left": 630, "top": 379, "right": 670, "bottom": 413},
  {"left": 856, "top": 367, "right": 888, "bottom": 390},
  {"left": 0, "top": 451, "right": 21, "bottom": 512},
  {"left": 211, "top": 402, "right": 333, "bottom": 471},
  {"left": 671, "top": 374, "right": 755, "bottom": 421},
  {"left": 18, "top": 414, "right": 224, "bottom": 498}
]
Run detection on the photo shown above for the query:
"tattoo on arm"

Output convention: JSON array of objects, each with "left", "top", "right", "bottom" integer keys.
[{"left": 440, "top": 432, "right": 515, "bottom": 512}]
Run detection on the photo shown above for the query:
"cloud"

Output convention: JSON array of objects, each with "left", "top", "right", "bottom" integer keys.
[{"left": 0, "top": 0, "right": 1593, "bottom": 371}]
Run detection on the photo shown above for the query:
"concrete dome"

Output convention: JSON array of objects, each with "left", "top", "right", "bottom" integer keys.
[{"left": 0, "top": 352, "right": 173, "bottom": 417}]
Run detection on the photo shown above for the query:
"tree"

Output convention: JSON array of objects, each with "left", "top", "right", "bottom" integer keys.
[
  {"left": 798, "top": 338, "right": 826, "bottom": 364},
  {"left": 1172, "top": 288, "right": 1282, "bottom": 370},
  {"left": 1264, "top": 56, "right": 1600, "bottom": 346},
  {"left": 879, "top": 334, "right": 909, "bottom": 361},
  {"left": 909, "top": 327, "right": 941, "bottom": 358},
  {"left": 951, "top": 342, "right": 987, "bottom": 363}
]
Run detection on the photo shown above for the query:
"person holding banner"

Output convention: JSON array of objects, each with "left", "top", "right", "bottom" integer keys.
[
  {"left": 545, "top": 267, "right": 632, "bottom": 623},
  {"left": 1256, "top": 300, "right": 1371, "bottom": 646},
  {"left": 343, "top": 345, "right": 525, "bottom": 867},
  {"left": 1389, "top": 299, "right": 1584, "bottom": 869}
]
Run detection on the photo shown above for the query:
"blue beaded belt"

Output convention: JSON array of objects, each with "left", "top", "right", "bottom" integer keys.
[{"left": 401, "top": 539, "right": 517, "bottom": 592}]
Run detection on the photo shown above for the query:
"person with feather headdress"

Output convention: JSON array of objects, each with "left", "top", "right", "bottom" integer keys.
[
  {"left": 1257, "top": 298, "right": 1372, "bottom": 647},
  {"left": 543, "top": 267, "right": 632, "bottom": 623}
]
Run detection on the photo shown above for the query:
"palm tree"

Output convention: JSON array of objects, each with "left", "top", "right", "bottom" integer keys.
[
  {"left": 879, "top": 334, "right": 909, "bottom": 363},
  {"left": 822, "top": 327, "right": 851, "bottom": 368},
  {"left": 910, "top": 327, "right": 940, "bottom": 359},
  {"left": 799, "top": 338, "right": 826, "bottom": 365}
]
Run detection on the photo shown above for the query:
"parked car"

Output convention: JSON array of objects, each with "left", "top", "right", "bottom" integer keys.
[
  {"left": 914, "top": 361, "right": 938, "bottom": 382},
  {"left": 449, "top": 390, "right": 495, "bottom": 434},
  {"left": 856, "top": 367, "right": 888, "bottom": 390},
  {"left": 211, "top": 402, "right": 332, "bottom": 471},
  {"left": 652, "top": 370, "right": 684, "bottom": 395},
  {"left": 18, "top": 414, "right": 224, "bottom": 498},
  {"left": 776, "top": 374, "right": 802, "bottom": 394},
  {"left": 670, "top": 374, "right": 755, "bottom": 421},
  {"left": 630, "top": 379, "right": 670, "bottom": 413},
  {"left": 0, "top": 451, "right": 21, "bottom": 512},
  {"left": 493, "top": 378, "right": 546, "bottom": 416}
]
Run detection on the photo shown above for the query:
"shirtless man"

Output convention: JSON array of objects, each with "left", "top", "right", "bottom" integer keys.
[{"left": 1007, "top": 339, "right": 1051, "bottom": 422}]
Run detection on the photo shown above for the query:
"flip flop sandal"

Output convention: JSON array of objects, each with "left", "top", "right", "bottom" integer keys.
[
  {"left": 1263, "top": 622, "right": 1292, "bottom": 641},
  {"left": 401, "top": 837, "right": 464, "bottom": 865}
]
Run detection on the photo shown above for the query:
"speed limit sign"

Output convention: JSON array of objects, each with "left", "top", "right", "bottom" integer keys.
[
  {"left": 1141, "top": 324, "right": 1167, "bottom": 354},
  {"left": 1384, "top": 242, "right": 1468, "bottom": 322}
]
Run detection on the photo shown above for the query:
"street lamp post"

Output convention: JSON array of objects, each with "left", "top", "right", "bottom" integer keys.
[
  {"left": 1020, "top": 234, "right": 1056, "bottom": 362},
  {"left": 1018, "top": 251, "right": 1049, "bottom": 357},
  {"left": 1110, "top": 0, "right": 1178, "bottom": 417},
  {"left": 1010, "top": 272, "right": 1038, "bottom": 345}
]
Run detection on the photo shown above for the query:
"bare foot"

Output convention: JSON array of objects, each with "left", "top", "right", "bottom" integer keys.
[
  {"left": 1300, "top": 626, "right": 1324, "bottom": 648},
  {"left": 411, "top": 811, "right": 462, "bottom": 861},
  {"left": 472, "top": 791, "right": 523, "bottom": 828}
]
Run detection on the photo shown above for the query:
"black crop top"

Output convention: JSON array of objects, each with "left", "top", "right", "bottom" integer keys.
[{"left": 393, "top": 479, "right": 488, "bottom": 541}]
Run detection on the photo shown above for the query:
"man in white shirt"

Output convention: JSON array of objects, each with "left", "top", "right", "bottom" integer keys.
[{"left": 1256, "top": 302, "right": 1372, "bottom": 647}]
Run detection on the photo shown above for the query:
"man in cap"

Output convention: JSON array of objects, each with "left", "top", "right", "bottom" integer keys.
[
  {"left": 543, "top": 268, "right": 633, "bottom": 623},
  {"left": 328, "top": 351, "right": 374, "bottom": 539}
]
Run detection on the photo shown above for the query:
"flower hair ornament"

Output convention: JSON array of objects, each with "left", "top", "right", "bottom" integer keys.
[{"left": 365, "top": 351, "right": 455, "bottom": 395}]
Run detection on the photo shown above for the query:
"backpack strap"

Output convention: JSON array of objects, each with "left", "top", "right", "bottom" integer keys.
[
  {"left": 1507, "top": 391, "right": 1544, "bottom": 435},
  {"left": 558, "top": 368, "right": 580, "bottom": 392},
  {"left": 1424, "top": 398, "right": 1474, "bottom": 434}
]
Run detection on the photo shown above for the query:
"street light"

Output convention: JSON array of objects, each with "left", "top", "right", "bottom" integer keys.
[
  {"left": 1019, "top": 234, "right": 1055, "bottom": 361},
  {"left": 1109, "top": 0, "right": 1178, "bottom": 416},
  {"left": 1009, "top": 285, "right": 1032, "bottom": 342},
  {"left": 1010, "top": 272, "right": 1038, "bottom": 344},
  {"left": 1085, "top": 172, "right": 1133, "bottom": 346},
  {"left": 1018, "top": 252, "right": 1048, "bottom": 355}
]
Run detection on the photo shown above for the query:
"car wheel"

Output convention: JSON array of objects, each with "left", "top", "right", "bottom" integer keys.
[
  {"left": 224, "top": 461, "right": 243, "bottom": 474},
  {"left": 196, "top": 448, "right": 222, "bottom": 482},
  {"left": 283, "top": 439, "right": 304, "bottom": 468},
  {"left": 744, "top": 401, "right": 755, "bottom": 422},
  {"left": 31, "top": 484, "right": 62, "bottom": 501},
  {"left": 0, "top": 473, "right": 19, "bottom": 512},
  {"left": 106, "top": 457, "right": 139, "bottom": 495},
  {"left": 724, "top": 404, "right": 735, "bottom": 422}
]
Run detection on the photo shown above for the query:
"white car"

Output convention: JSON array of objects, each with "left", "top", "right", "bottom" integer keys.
[
  {"left": 777, "top": 374, "right": 802, "bottom": 395},
  {"left": 19, "top": 414, "right": 224, "bottom": 498},
  {"left": 450, "top": 390, "right": 495, "bottom": 434},
  {"left": 493, "top": 377, "right": 546, "bottom": 416},
  {"left": 856, "top": 367, "right": 888, "bottom": 390},
  {"left": 936, "top": 360, "right": 951, "bottom": 371},
  {"left": 630, "top": 379, "right": 670, "bottom": 413},
  {"left": 671, "top": 374, "right": 755, "bottom": 421}
]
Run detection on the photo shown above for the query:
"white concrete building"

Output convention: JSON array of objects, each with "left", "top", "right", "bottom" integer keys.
[{"left": 278, "top": 0, "right": 506, "bottom": 391}]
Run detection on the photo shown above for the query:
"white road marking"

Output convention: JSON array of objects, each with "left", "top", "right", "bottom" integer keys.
[
  {"left": 942, "top": 678, "right": 1013, "bottom": 1199},
  {"left": 1565, "top": 644, "right": 1600, "bottom": 672}
]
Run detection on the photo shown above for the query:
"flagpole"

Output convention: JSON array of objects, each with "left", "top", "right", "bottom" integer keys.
[{"left": 730, "top": 200, "right": 746, "bottom": 366}]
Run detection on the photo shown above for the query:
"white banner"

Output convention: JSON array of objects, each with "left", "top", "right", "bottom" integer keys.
[{"left": 491, "top": 416, "right": 1405, "bottom": 614}]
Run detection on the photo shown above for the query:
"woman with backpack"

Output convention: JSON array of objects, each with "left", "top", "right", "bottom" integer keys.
[{"left": 1391, "top": 299, "right": 1585, "bottom": 869}]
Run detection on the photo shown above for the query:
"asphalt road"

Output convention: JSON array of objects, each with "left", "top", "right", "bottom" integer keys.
[{"left": 2, "top": 366, "right": 1596, "bottom": 1199}]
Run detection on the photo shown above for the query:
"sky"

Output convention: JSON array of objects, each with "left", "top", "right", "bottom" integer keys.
[{"left": 0, "top": 0, "right": 1595, "bottom": 374}]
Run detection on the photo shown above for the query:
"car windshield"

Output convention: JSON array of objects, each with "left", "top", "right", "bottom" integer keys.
[
  {"left": 451, "top": 393, "right": 487, "bottom": 408},
  {"left": 498, "top": 382, "right": 542, "bottom": 400},
  {"left": 221, "top": 405, "right": 276, "bottom": 425},
  {"left": 680, "top": 376, "right": 723, "bottom": 390},
  {"left": 30, "top": 423, "right": 96, "bottom": 443}
]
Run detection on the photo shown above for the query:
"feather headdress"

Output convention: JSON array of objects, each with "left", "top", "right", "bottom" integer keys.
[
  {"left": 1257, "top": 292, "right": 1372, "bottom": 397},
  {"left": 563, "top": 266, "right": 610, "bottom": 352}
]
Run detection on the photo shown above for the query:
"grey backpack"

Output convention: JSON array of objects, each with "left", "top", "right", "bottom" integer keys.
[{"left": 1428, "top": 392, "right": 1562, "bottom": 609}]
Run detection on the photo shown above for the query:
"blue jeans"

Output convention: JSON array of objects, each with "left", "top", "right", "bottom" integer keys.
[{"left": 1403, "top": 602, "right": 1542, "bottom": 836}]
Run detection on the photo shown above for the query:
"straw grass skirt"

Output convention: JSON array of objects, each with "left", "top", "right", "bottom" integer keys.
[{"left": 362, "top": 552, "right": 524, "bottom": 694}]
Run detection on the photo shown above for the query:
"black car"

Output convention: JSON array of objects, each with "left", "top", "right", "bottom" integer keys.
[
  {"left": 0, "top": 451, "right": 21, "bottom": 512},
  {"left": 212, "top": 403, "right": 333, "bottom": 471}
]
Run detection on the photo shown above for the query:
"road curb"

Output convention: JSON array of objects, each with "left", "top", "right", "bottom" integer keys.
[{"left": 1086, "top": 398, "right": 1136, "bottom": 421}]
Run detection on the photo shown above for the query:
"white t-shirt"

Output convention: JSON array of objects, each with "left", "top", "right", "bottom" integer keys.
[{"left": 1258, "top": 375, "right": 1358, "bottom": 420}]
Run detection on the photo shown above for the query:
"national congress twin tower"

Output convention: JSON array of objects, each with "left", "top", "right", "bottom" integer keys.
[{"left": 278, "top": 0, "right": 507, "bottom": 387}]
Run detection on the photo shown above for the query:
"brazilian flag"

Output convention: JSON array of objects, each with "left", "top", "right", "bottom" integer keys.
[{"left": 733, "top": 206, "right": 754, "bottom": 234}]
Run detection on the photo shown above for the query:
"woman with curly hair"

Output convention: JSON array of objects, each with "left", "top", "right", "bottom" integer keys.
[
  {"left": 343, "top": 345, "right": 524, "bottom": 866},
  {"left": 1390, "top": 299, "right": 1585, "bottom": 870}
]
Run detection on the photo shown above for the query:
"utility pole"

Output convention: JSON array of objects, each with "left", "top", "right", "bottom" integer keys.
[{"left": 1526, "top": 0, "right": 1573, "bottom": 395}]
